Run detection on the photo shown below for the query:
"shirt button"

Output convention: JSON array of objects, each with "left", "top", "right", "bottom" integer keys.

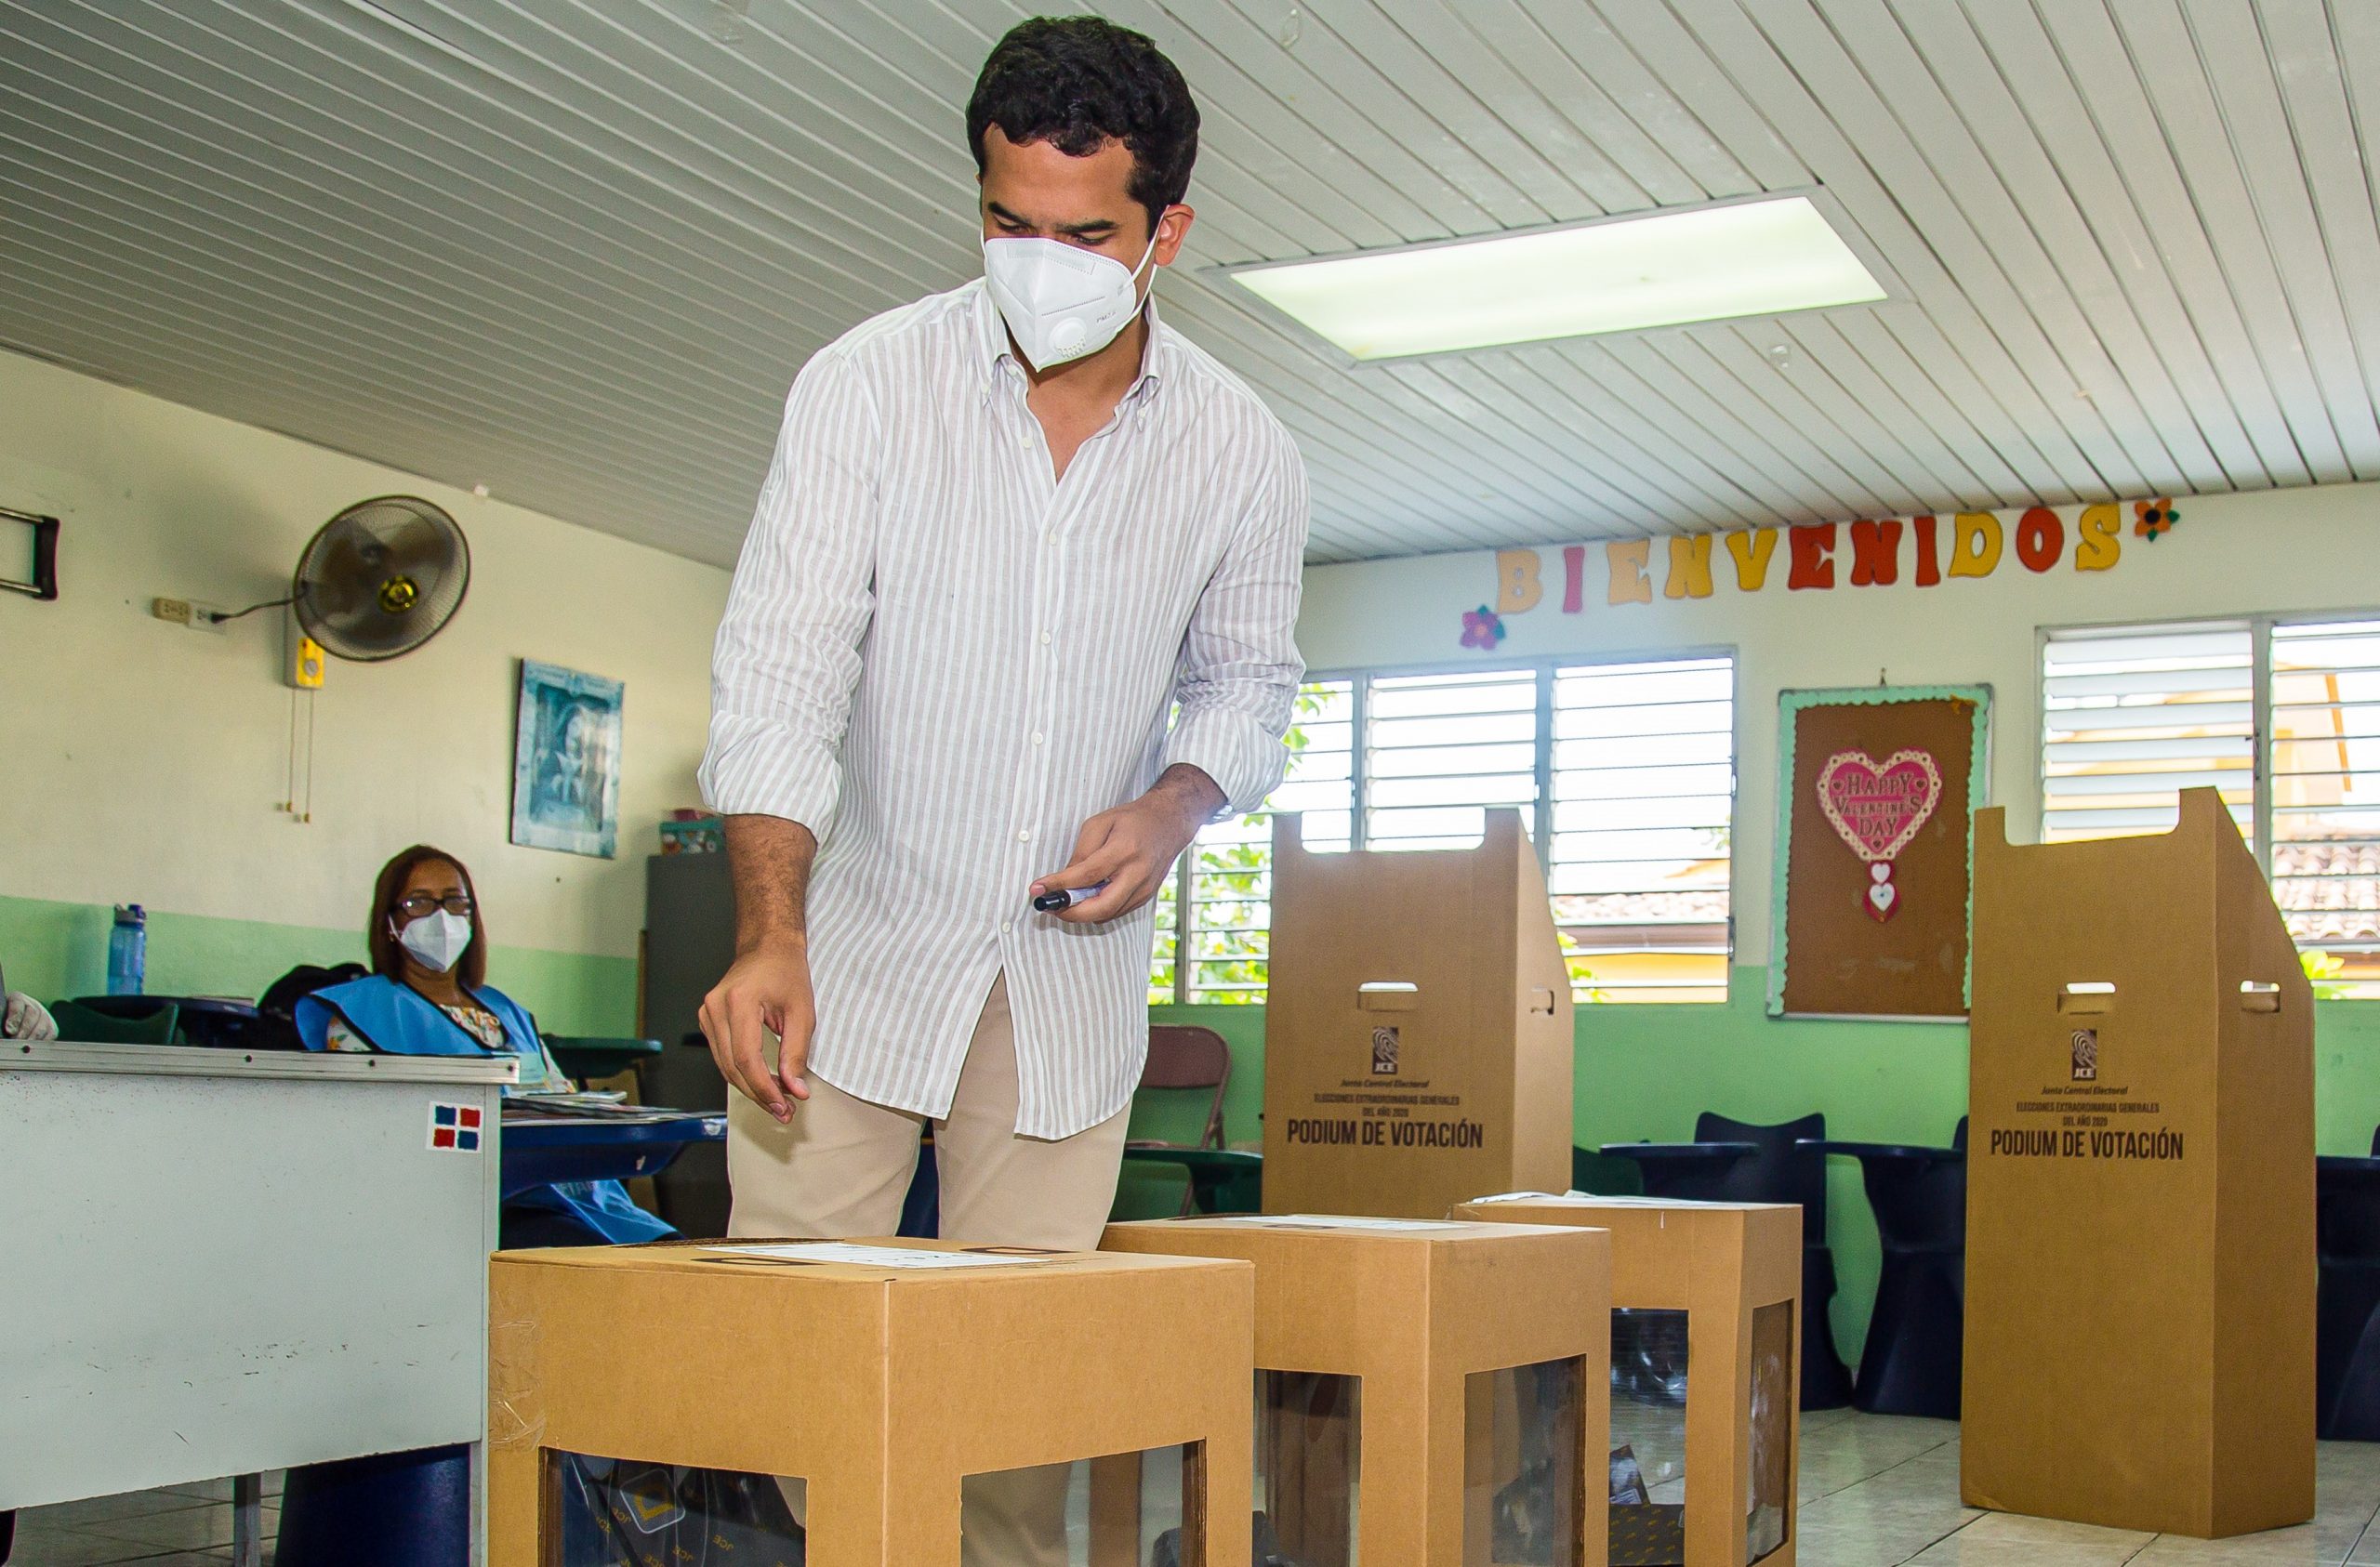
[
  {"left": 1001, "top": 920, "right": 1012, "bottom": 934},
  {"left": 1018, "top": 829, "right": 1032, "bottom": 842},
  {"left": 1038, "top": 629, "right": 1052, "bottom": 645},
  {"left": 1042, "top": 530, "right": 1055, "bottom": 545},
  {"left": 1032, "top": 731, "right": 1045, "bottom": 745}
]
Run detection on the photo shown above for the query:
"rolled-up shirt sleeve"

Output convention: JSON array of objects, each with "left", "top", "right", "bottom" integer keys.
[
  {"left": 1162, "top": 432, "right": 1310, "bottom": 818},
  {"left": 697, "top": 350, "right": 880, "bottom": 836}
]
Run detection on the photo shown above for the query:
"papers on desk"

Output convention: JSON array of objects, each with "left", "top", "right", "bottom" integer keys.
[
  {"left": 500, "top": 1093, "right": 717, "bottom": 1125},
  {"left": 1213, "top": 1214, "right": 1467, "bottom": 1231},
  {"left": 701, "top": 1241, "right": 1055, "bottom": 1271}
]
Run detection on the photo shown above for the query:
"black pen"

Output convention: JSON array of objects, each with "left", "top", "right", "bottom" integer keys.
[{"left": 1032, "top": 881, "right": 1109, "bottom": 913}]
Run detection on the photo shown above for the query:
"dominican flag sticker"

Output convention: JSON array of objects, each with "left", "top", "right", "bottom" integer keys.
[{"left": 428, "top": 1102, "right": 484, "bottom": 1152}]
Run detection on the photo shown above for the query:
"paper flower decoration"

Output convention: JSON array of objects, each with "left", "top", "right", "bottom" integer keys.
[
  {"left": 2134, "top": 497, "right": 2179, "bottom": 540},
  {"left": 1460, "top": 605, "right": 1506, "bottom": 651}
]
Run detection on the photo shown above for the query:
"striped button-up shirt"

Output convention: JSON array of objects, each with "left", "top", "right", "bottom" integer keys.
[{"left": 699, "top": 279, "right": 1308, "bottom": 1138}]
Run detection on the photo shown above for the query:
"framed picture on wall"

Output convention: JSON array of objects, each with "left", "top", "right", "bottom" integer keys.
[
  {"left": 509, "top": 660, "right": 623, "bottom": 859},
  {"left": 1768, "top": 684, "right": 1990, "bottom": 1020}
]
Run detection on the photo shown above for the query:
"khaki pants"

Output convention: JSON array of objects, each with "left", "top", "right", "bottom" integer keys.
[{"left": 727, "top": 973, "right": 1131, "bottom": 1566}]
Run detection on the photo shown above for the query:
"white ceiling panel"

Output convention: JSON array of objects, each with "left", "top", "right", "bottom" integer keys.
[{"left": 3, "top": 0, "right": 2377, "bottom": 567}]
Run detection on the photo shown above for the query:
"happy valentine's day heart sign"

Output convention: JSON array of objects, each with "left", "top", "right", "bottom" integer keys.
[
  {"left": 1816, "top": 750, "right": 1943, "bottom": 861},
  {"left": 1816, "top": 749, "right": 1943, "bottom": 921}
]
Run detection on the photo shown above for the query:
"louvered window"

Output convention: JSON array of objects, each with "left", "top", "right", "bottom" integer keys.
[
  {"left": 2270, "top": 621, "right": 2380, "bottom": 967},
  {"left": 1548, "top": 658, "right": 1734, "bottom": 1003},
  {"left": 1152, "top": 659, "right": 1734, "bottom": 1005},
  {"left": 2043, "top": 616, "right": 2380, "bottom": 998},
  {"left": 2041, "top": 623, "right": 2255, "bottom": 847},
  {"left": 1362, "top": 668, "right": 1542, "bottom": 851}
]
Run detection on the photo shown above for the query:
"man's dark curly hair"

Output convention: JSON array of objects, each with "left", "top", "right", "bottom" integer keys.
[{"left": 967, "top": 16, "right": 1199, "bottom": 235}]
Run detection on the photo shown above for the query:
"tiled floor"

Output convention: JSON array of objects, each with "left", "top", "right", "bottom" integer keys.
[
  {"left": 1794, "top": 1408, "right": 2380, "bottom": 1566},
  {"left": 10, "top": 1473, "right": 280, "bottom": 1567},
  {"left": 9, "top": 1416, "right": 2380, "bottom": 1565}
]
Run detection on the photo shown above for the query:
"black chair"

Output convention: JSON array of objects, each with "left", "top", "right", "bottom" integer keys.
[
  {"left": 542, "top": 1035, "right": 664, "bottom": 1084},
  {"left": 1803, "top": 1119, "right": 1965, "bottom": 1418},
  {"left": 1605, "top": 1112, "right": 1856, "bottom": 1410},
  {"left": 2316, "top": 1131, "right": 2380, "bottom": 1439}
]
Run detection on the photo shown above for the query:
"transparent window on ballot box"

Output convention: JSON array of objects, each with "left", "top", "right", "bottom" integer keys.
[{"left": 544, "top": 1442, "right": 1205, "bottom": 1566}]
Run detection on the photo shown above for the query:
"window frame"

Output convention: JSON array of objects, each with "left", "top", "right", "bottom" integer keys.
[
  {"left": 1157, "top": 645, "right": 1740, "bottom": 1004},
  {"left": 2036, "top": 607, "right": 2380, "bottom": 939}
]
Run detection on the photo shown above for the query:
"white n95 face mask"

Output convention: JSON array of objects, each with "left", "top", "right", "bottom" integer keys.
[
  {"left": 983, "top": 226, "right": 1161, "bottom": 371},
  {"left": 397, "top": 909, "right": 473, "bottom": 974}
]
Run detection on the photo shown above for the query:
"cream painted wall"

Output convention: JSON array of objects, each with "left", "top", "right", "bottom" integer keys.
[
  {"left": 1297, "top": 482, "right": 2380, "bottom": 967},
  {"left": 0, "top": 346, "right": 731, "bottom": 963}
]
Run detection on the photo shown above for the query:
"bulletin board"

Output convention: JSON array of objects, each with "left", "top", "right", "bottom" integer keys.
[{"left": 1767, "top": 686, "right": 1990, "bottom": 1021}]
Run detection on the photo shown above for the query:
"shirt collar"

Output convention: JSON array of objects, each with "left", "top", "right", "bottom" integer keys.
[{"left": 972, "top": 277, "right": 1173, "bottom": 411}]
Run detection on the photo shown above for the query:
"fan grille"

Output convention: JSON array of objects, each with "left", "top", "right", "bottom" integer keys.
[{"left": 294, "top": 496, "right": 470, "bottom": 661}]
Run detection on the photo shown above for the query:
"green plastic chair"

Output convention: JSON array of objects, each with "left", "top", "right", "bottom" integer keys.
[{"left": 48, "top": 999, "right": 179, "bottom": 1045}]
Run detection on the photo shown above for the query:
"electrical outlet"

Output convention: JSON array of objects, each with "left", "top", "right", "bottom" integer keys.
[{"left": 151, "top": 596, "right": 229, "bottom": 633}]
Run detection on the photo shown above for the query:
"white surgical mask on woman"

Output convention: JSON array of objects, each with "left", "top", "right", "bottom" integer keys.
[
  {"left": 982, "top": 224, "right": 1161, "bottom": 371},
  {"left": 396, "top": 909, "right": 473, "bottom": 975}
]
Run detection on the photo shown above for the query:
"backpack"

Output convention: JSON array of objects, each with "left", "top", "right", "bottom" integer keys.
[{"left": 251, "top": 961, "right": 370, "bottom": 1050}]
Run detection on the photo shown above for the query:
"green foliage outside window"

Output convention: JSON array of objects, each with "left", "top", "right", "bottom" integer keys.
[
  {"left": 2304, "top": 948, "right": 2350, "bottom": 1002},
  {"left": 1151, "top": 686, "right": 1332, "bottom": 1004}
]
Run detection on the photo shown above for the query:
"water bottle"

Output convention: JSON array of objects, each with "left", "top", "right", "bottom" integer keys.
[{"left": 106, "top": 903, "right": 146, "bottom": 996}]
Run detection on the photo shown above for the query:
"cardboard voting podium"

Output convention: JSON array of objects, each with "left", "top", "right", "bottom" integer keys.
[
  {"left": 1104, "top": 1214, "right": 1610, "bottom": 1566},
  {"left": 1263, "top": 809, "right": 1575, "bottom": 1218},
  {"left": 1963, "top": 788, "right": 2315, "bottom": 1538},
  {"left": 488, "top": 1239, "right": 1254, "bottom": 1565},
  {"left": 1459, "top": 1196, "right": 1801, "bottom": 1567}
]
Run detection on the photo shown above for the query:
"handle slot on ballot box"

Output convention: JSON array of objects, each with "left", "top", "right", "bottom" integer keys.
[
  {"left": 1356, "top": 981, "right": 1419, "bottom": 1013},
  {"left": 2240, "top": 980, "right": 2282, "bottom": 1013},
  {"left": 2057, "top": 981, "right": 2117, "bottom": 1016}
]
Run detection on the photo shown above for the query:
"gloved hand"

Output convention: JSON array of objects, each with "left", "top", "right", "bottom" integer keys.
[{"left": 3, "top": 991, "right": 57, "bottom": 1041}]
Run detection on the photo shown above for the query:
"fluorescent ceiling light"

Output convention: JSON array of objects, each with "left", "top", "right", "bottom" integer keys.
[{"left": 1228, "top": 195, "right": 1886, "bottom": 361}]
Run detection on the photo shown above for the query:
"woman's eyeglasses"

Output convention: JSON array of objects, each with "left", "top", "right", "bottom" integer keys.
[{"left": 394, "top": 893, "right": 474, "bottom": 918}]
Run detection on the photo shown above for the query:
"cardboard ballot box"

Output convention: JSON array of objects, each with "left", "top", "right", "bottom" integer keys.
[
  {"left": 1456, "top": 1196, "right": 1799, "bottom": 1567},
  {"left": 488, "top": 1238, "right": 1254, "bottom": 1566},
  {"left": 1963, "top": 789, "right": 2315, "bottom": 1539},
  {"left": 1102, "top": 1213, "right": 1610, "bottom": 1567},
  {"left": 1263, "top": 809, "right": 1575, "bottom": 1219}
]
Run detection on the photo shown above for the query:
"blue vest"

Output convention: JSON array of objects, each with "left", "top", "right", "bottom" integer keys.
[{"left": 296, "top": 975, "right": 673, "bottom": 1246}]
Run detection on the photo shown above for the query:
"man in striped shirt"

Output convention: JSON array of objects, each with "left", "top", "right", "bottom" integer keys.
[{"left": 696, "top": 17, "right": 1307, "bottom": 1269}]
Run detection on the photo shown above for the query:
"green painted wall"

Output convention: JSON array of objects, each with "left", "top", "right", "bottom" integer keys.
[
  {"left": 0, "top": 894, "right": 639, "bottom": 1037},
  {"left": 1155, "top": 971, "right": 2380, "bottom": 1367}
]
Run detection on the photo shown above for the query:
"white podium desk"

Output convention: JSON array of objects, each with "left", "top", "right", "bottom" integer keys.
[{"left": 1, "top": 1040, "right": 513, "bottom": 1562}]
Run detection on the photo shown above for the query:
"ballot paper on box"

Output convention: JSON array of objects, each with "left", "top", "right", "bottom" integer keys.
[
  {"left": 1102, "top": 1212, "right": 1611, "bottom": 1566},
  {"left": 1454, "top": 1194, "right": 1799, "bottom": 1567},
  {"left": 488, "top": 1238, "right": 1253, "bottom": 1566},
  {"left": 1262, "top": 809, "right": 1575, "bottom": 1220},
  {"left": 1961, "top": 788, "right": 2315, "bottom": 1538}
]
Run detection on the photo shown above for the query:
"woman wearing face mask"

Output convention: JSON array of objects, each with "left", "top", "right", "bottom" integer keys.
[{"left": 294, "top": 843, "right": 672, "bottom": 1246}]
